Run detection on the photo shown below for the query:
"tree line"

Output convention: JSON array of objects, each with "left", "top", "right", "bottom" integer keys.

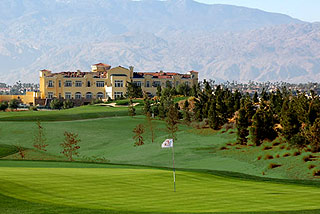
[{"left": 138, "top": 80, "right": 320, "bottom": 152}]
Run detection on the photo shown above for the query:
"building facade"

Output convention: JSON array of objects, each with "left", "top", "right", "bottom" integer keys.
[{"left": 39, "top": 63, "right": 198, "bottom": 101}]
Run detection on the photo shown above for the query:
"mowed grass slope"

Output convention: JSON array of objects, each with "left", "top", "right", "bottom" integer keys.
[
  {"left": 0, "top": 114, "right": 263, "bottom": 178},
  {"left": 0, "top": 105, "right": 142, "bottom": 121},
  {"left": 1, "top": 161, "right": 320, "bottom": 213}
]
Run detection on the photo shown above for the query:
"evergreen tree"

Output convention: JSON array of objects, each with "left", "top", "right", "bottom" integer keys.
[
  {"left": 166, "top": 104, "right": 179, "bottom": 141},
  {"left": 250, "top": 109, "right": 264, "bottom": 146},
  {"left": 236, "top": 108, "right": 249, "bottom": 145},
  {"left": 128, "top": 98, "right": 136, "bottom": 117},
  {"left": 208, "top": 100, "right": 220, "bottom": 130},
  {"left": 183, "top": 100, "right": 191, "bottom": 124},
  {"left": 280, "top": 99, "right": 301, "bottom": 141},
  {"left": 233, "top": 90, "right": 242, "bottom": 111},
  {"left": 253, "top": 92, "right": 259, "bottom": 103},
  {"left": 191, "top": 84, "right": 198, "bottom": 97},
  {"left": 143, "top": 94, "right": 151, "bottom": 115},
  {"left": 306, "top": 118, "right": 320, "bottom": 152}
]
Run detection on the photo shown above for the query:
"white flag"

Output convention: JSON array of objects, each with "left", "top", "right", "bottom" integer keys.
[{"left": 161, "top": 139, "right": 173, "bottom": 148}]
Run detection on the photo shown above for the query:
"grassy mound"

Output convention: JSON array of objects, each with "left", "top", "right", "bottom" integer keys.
[
  {"left": 0, "top": 144, "right": 18, "bottom": 158},
  {"left": 1, "top": 161, "right": 320, "bottom": 213}
]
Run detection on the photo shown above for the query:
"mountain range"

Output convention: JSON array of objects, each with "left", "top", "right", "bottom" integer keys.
[{"left": 0, "top": 0, "right": 319, "bottom": 84}]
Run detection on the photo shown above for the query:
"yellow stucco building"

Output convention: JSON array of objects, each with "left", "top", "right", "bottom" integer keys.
[{"left": 39, "top": 63, "right": 198, "bottom": 101}]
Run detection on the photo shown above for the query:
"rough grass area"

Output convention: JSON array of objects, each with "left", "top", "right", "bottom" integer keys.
[
  {"left": 1, "top": 161, "right": 320, "bottom": 214},
  {"left": 0, "top": 105, "right": 142, "bottom": 121}
]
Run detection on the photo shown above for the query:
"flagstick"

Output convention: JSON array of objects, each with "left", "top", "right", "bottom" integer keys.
[{"left": 172, "top": 142, "right": 176, "bottom": 192}]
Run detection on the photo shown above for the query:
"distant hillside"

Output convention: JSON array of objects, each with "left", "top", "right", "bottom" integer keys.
[{"left": 2, "top": 0, "right": 319, "bottom": 83}]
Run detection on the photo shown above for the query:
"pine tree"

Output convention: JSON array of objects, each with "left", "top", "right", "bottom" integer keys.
[
  {"left": 306, "top": 118, "right": 320, "bottom": 152},
  {"left": 33, "top": 121, "right": 48, "bottom": 152},
  {"left": 208, "top": 100, "right": 220, "bottom": 130},
  {"left": 166, "top": 104, "right": 179, "bottom": 141},
  {"left": 183, "top": 100, "right": 191, "bottom": 124},
  {"left": 236, "top": 108, "right": 249, "bottom": 145},
  {"left": 143, "top": 94, "right": 151, "bottom": 115},
  {"left": 128, "top": 98, "right": 136, "bottom": 117},
  {"left": 281, "top": 99, "right": 301, "bottom": 141},
  {"left": 250, "top": 109, "right": 264, "bottom": 146},
  {"left": 253, "top": 92, "right": 259, "bottom": 103}
]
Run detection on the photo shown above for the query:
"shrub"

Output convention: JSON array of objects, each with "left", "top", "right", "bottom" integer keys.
[
  {"left": 257, "top": 156, "right": 262, "bottom": 160},
  {"left": 308, "top": 164, "right": 316, "bottom": 169},
  {"left": 283, "top": 153, "right": 291, "bottom": 157},
  {"left": 293, "top": 151, "right": 301, "bottom": 156},
  {"left": 29, "top": 106, "right": 38, "bottom": 111},
  {"left": 302, "top": 154, "right": 316, "bottom": 162},
  {"left": 220, "top": 146, "right": 228, "bottom": 150},
  {"left": 50, "top": 99, "right": 63, "bottom": 109},
  {"left": 276, "top": 154, "right": 280, "bottom": 158},
  {"left": 63, "top": 99, "right": 74, "bottom": 109},
  {"left": 313, "top": 169, "right": 320, "bottom": 176},
  {"left": 280, "top": 145, "right": 286, "bottom": 150},
  {"left": 268, "top": 163, "right": 282, "bottom": 169},
  {"left": 9, "top": 99, "right": 19, "bottom": 109},
  {"left": 262, "top": 146, "right": 272, "bottom": 151},
  {"left": 264, "top": 154, "right": 273, "bottom": 160},
  {"left": 289, "top": 134, "right": 308, "bottom": 149},
  {"left": 91, "top": 99, "right": 103, "bottom": 105},
  {"left": 272, "top": 142, "right": 281, "bottom": 146},
  {"left": 116, "top": 100, "right": 129, "bottom": 106},
  {"left": 0, "top": 101, "right": 8, "bottom": 111},
  {"left": 223, "top": 123, "right": 234, "bottom": 132}
]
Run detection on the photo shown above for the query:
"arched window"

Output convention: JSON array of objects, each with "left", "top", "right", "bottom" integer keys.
[
  {"left": 97, "top": 92, "right": 104, "bottom": 99},
  {"left": 75, "top": 92, "right": 82, "bottom": 99},
  {"left": 86, "top": 92, "right": 92, "bottom": 99}
]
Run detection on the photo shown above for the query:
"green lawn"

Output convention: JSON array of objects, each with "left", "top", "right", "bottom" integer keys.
[
  {"left": 0, "top": 105, "right": 142, "bottom": 121},
  {"left": 1, "top": 107, "right": 320, "bottom": 213},
  {"left": 1, "top": 161, "right": 320, "bottom": 214}
]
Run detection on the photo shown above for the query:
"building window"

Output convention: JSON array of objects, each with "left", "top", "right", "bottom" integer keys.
[
  {"left": 75, "top": 81, "right": 82, "bottom": 87},
  {"left": 96, "top": 81, "right": 105, "bottom": 87},
  {"left": 152, "top": 81, "right": 161, "bottom": 87},
  {"left": 86, "top": 92, "right": 92, "bottom": 99},
  {"left": 65, "top": 92, "right": 72, "bottom": 99},
  {"left": 48, "top": 80, "right": 53, "bottom": 87},
  {"left": 75, "top": 92, "right": 82, "bottom": 99},
  {"left": 134, "top": 81, "right": 142, "bottom": 87},
  {"left": 87, "top": 81, "right": 91, "bottom": 87},
  {"left": 65, "top": 80, "right": 72, "bottom": 87},
  {"left": 146, "top": 81, "right": 150, "bottom": 87},
  {"left": 97, "top": 92, "right": 104, "bottom": 99},
  {"left": 114, "top": 92, "right": 123, "bottom": 99},
  {"left": 48, "top": 92, "right": 53, "bottom": 99},
  {"left": 59, "top": 80, "right": 61, "bottom": 87},
  {"left": 114, "top": 80, "right": 123, "bottom": 87}
]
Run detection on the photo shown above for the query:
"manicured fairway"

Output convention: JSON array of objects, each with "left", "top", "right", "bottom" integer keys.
[{"left": 1, "top": 162, "right": 320, "bottom": 213}]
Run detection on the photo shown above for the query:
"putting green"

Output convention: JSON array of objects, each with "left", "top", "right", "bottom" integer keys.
[{"left": 1, "top": 166, "right": 320, "bottom": 213}]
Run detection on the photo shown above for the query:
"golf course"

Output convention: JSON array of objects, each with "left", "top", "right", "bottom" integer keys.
[{"left": 1, "top": 105, "right": 320, "bottom": 213}]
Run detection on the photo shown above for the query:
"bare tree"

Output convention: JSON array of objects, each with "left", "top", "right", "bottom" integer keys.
[
  {"left": 33, "top": 121, "right": 48, "bottom": 151},
  {"left": 60, "top": 131, "right": 81, "bottom": 161},
  {"left": 133, "top": 124, "right": 145, "bottom": 146}
]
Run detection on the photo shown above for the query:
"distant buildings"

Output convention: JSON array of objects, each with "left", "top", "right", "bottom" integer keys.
[{"left": 39, "top": 63, "right": 198, "bottom": 102}]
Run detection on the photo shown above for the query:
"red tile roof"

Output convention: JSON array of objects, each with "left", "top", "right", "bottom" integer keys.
[{"left": 93, "top": 63, "right": 111, "bottom": 67}]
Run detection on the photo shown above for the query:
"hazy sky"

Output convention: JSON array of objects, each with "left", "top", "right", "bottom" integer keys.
[{"left": 195, "top": 0, "right": 320, "bottom": 22}]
